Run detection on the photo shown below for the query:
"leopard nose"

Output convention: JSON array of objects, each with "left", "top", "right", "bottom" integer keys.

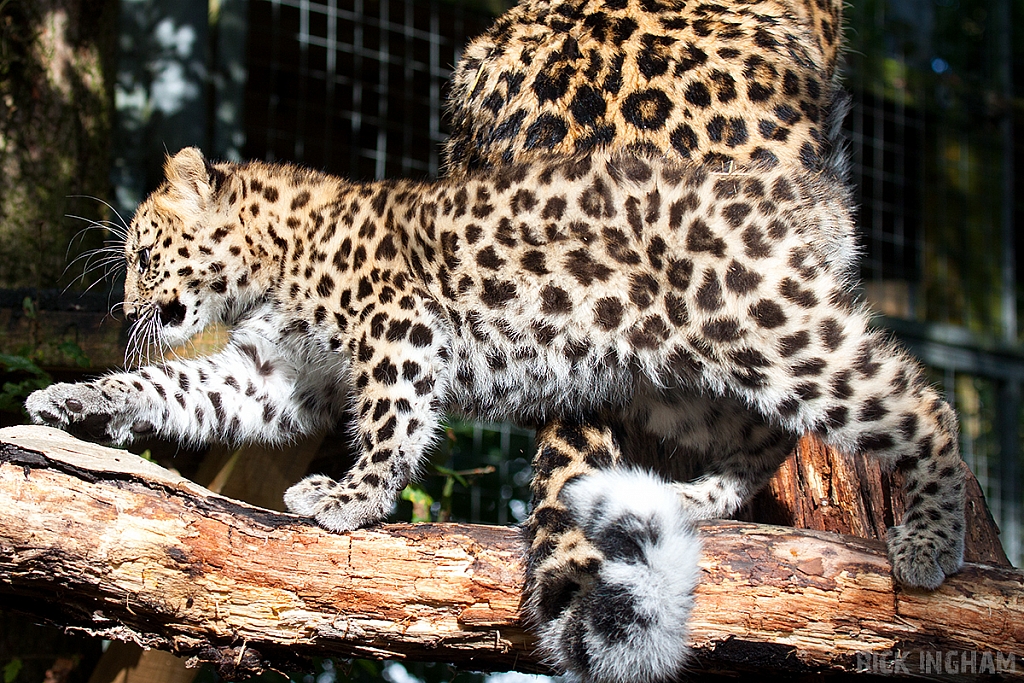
[
  {"left": 124, "top": 304, "right": 139, "bottom": 323},
  {"left": 158, "top": 298, "right": 187, "bottom": 327}
]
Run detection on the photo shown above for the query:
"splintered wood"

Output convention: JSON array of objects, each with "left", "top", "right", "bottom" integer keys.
[{"left": 0, "top": 426, "right": 1021, "bottom": 680}]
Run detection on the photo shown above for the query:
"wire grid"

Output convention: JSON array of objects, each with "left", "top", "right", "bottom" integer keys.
[
  {"left": 238, "top": 0, "right": 1022, "bottom": 553},
  {"left": 844, "top": 90, "right": 924, "bottom": 307},
  {"left": 442, "top": 419, "right": 535, "bottom": 526},
  {"left": 841, "top": 0, "right": 1021, "bottom": 564},
  {"left": 244, "top": 0, "right": 493, "bottom": 180}
]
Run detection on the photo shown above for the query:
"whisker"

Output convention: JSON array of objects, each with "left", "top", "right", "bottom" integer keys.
[{"left": 67, "top": 195, "right": 132, "bottom": 236}]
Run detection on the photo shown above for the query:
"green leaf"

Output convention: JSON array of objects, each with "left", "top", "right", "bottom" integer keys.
[
  {"left": 354, "top": 660, "right": 381, "bottom": 675},
  {"left": 400, "top": 484, "right": 434, "bottom": 522},
  {"left": 3, "top": 658, "right": 23, "bottom": 683},
  {"left": 0, "top": 353, "right": 48, "bottom": 378},
  {"left": 57, "top": 341, "right": 91, "bottom": 368},
  {"left": 21, "top": 296, "right": 36, "bottom": 320}
]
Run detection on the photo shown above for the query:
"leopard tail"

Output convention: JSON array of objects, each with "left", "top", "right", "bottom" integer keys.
[{"left": 523, "top": 419, "right": 701, "bottom": 683}]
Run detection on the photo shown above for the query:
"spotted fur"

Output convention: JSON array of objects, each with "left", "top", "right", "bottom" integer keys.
[
  {"left": 440, "top": 1, "right": 964, "bottom": 680},
  {"left": 445, "top": 0, "right": 845, "bottom": 174},
  {"left": 26, "top": 2, "right": 965, "bottom": 681},
  {"left": 27, "top": 146, "right": 964, "bottom": 576}
]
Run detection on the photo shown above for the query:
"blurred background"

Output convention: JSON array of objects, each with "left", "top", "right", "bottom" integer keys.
[{"left": 0, "top": 0, "right": 1022, "bottom": 681}]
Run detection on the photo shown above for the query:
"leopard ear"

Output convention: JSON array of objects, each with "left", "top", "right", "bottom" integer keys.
[{"left": 164, "top": 147, "right": 213, "bottom": 208}]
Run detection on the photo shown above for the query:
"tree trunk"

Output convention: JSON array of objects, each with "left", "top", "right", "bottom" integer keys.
[
  {"left": 740, "top": 435, "right": 1011, "bottom": 566},
  {"left": 0, "top": 0, "right": 118, "bottom": 289},
  {"left": 1, "top": 426, "right": 1021, "bottom": 680}
]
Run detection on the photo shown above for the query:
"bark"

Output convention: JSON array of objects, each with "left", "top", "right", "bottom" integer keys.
[
  {"left": 741, "top": 435, "right": 1011, "bottom": 566},
  {"left": 0, "top": 0, "right": 118, "bottom": 289},
  {"left": 1, "top": 426, "right": 1022, "bottom": 680}
]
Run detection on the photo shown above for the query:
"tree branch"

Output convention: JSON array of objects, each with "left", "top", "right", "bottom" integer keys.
[{"left": 1, "top": 426, "right": 1022, "bottom": 680}]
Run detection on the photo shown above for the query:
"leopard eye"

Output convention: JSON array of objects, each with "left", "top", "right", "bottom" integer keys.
[{"left": 137, "top": 247, "right": 151, "bottom": 274}]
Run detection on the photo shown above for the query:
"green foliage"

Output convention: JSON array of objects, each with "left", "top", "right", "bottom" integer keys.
[
  {"left": 400, "top": 484, "right": 434, "bottom": 523},
  {"left": 0, "top": 353, "right": 50, "bottom": 415},
  {"left": 2, "top": 658, "right": 22, "bottom": 683},
  {"left": 11, "top": 297, "right": 91, "bottom": 367},
  {"left": 0, "top": 0, "right": 35, "bottom": 82},
  {"left": 0, "top": 297, "right": 90, "bottom": 419}
]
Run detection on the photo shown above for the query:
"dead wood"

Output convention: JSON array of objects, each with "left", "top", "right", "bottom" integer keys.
[{"left": 0, "top": 426, "right": 1021, "bottom": 680}]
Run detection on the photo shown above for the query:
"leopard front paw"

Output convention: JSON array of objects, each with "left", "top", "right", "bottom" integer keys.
[
  {"left": 886, "top": 524, "right": 964, "bottom": 590},
  {"left": 25, "top": 380, "right": 147, "bottom": 444},
  {"left": 284, "top": 474, "right": 394, "bottom": 532}
]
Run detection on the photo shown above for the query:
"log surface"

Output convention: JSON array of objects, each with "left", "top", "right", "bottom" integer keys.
[{"left": 1, "top": 426, "right": 1022, "bottom": 680}]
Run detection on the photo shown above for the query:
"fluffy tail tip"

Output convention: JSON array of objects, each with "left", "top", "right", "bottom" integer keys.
[{"left": 525, "top": 468, "right": 701, "bottom": 683}]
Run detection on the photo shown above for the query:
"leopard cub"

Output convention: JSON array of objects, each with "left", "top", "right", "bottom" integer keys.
[{"left": 28, "top": 144, "right": 964, "bottom": 680}]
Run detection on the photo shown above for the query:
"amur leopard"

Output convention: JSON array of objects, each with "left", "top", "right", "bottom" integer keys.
[
  {"left": 26, "top": 0, "right": 965, "bottom": 681},
  {"left": 441, "top": 0, "right": 963, "bottom": 679}
]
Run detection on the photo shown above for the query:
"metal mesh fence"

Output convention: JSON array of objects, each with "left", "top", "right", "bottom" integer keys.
[
  {"left": 843, "top": 0, "right": 1022, "bottom": 564},
  {"left": 243, "top": 0, "right": 494, "bottom": 180},
  {"left": 236, "top": 0, "right": 1023, "bottom": 559}
]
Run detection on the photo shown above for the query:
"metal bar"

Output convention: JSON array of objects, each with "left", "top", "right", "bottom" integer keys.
[{"left": 997, "top": 380, "right": 1022, "bottom": 565}]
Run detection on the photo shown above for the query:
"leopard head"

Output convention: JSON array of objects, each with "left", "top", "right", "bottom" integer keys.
[{"left": 123, "top": 147, "right": 254, "bottom": 352}]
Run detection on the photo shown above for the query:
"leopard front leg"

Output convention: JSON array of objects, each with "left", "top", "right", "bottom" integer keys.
[
  {"left": 284, "top": 310, "right": 449, "bottom": 532},
  {"left": 28, "top": 328, "right": 342, "bottom": 446},
  {"left": 26, "top": 374, "right": 155, "bottom": 444}
]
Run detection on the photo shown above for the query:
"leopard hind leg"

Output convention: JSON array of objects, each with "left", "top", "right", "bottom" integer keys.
[
  {"left": 812, "top": 328, "right": 966, "bottom": 588},
  {"left": 692, "top": 298, "right": 966, "bottom": 589},
  {"left": 623, "top": 390, "right": 797, "bottom": 520},
  {"left": 524, "top": 417, "right": 700, "bottom": 683}
]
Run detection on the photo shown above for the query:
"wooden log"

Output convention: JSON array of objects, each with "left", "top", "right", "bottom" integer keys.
[
  {"left": 1, "top": 426, "right": 1022, "bottom": 680},
  {"left": 741, "top": 435, "right": 1011, "bottom": 567}
]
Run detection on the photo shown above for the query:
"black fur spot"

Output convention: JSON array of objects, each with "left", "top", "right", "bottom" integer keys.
[
  {"left": 290, "top": 190, "right": 310, "bottom": 210},
  {"left": 481, "top": 278, "right": 518, "bottom": 308},
  {"left": 542, "top": 196, "right": 567, "bottom": 220},
  {"left": 409, "top": 324, "right": 433, "bottom": 347},
  {"left": 522, "top": 250, "right": 550, "bottom": 274},
  {"left": 594, "top": 297, "right": 624, "bottom": 330},
  {"left": 536, "top": 285, "right": 571, "bottom": 315},
  {"left": 779, "top": 278, "right": 818, "bottom": 308},
  {"left": 722, "top": 202, "right": 752, "bottom": 228},
  {"left": 603, "top": 227, "right": 642, "bottom": 264},
  {"left": 476, "top": 246, "right": 505, "bottom": 270},
  {"left": 525, "top": 114, "right": 570, "bottom": 149},
  {"left": 858, "top": 432, "right": 896, "bottom": 452},
  {"left": 372, "top": 359, "right": 399, "bottom": 385},
  {"left": 629, "top": 273, "right": 659, "bottom": 308},
  {"left": 666, "top": 259, "right": 694, "bottom": 290},
  {"left": 664, "top": 293, "right": 689, "bottom": 326},
  {"left": 570, "top": 84, "right": 607, "bottom": 125},
  {"left": 534, "top": 444, "right": 572, "bottom": 476},
  {"left": 565, "top": 248, "right": 614, "bottom": 285},
  {"left": 695, "top": 270, "right": 723, "bottom": 311},
  {"left": 685, "top": 218, "right": 726, "bottom": 257},
  {"left": 779, "top": 331, "right": 811, "bottom": 357},
  {"left": 670, "top": 124, "right": 698, "bottom": 157},
  {"left": 621, "top": 88, "right": 673, "bottom": 130},
  {"left": 819, "top": 318, "right": 845, "bottom": 352},
  {"left": 725, "top": 260, "right": 762, "bottom": 293},
  {"left": 859, "top": 397, "right": 889, "bottom": 422},
  {"left": 703, "top": 317, "right": 742, "bottom": 342}
]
